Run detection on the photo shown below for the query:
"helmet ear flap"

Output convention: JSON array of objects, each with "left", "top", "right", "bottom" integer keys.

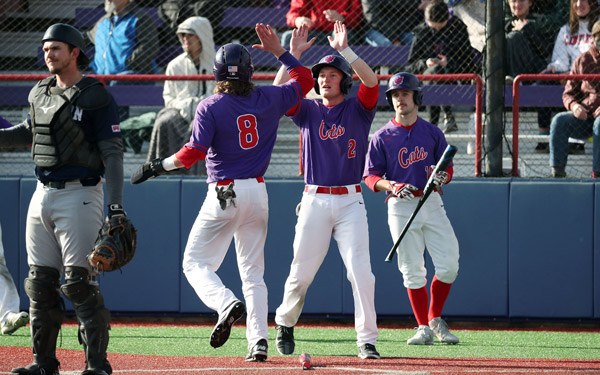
[
  {"left": 414, "top": 91, "right": 423, "bottom": 106},
  {"left": 341, "top": 75, "right": 352, "bottom": 95}
]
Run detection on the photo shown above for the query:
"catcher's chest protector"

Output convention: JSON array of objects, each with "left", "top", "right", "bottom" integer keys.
[{"left": 28, "top": 76, "right": 102, "bottom": 170}]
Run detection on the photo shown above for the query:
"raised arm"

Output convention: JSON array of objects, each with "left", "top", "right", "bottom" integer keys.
[
  {"left": 328, "top": 21, "right": 378, "bottom": 88},
  {"left": 253, "top": 23, "right": 287, "bottom": 58},
  {"left": 273, "top": 24, "right": 315, "bottom": 86}
]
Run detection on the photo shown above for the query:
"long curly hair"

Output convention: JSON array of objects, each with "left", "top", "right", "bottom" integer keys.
[{"left": 214, "top": 80, "right": 255, "bottom": 97}]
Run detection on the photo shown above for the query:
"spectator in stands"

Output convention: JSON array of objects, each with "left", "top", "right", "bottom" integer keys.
[
  {"left": 405, "top": 0, "right": 475, "bottom": 133},
  {"left": 505, "top": 0, "right": 552, "bottom": 80},
  {"left": 549, "top": 20, "right": 600, "bottom": 179},
  {"left": 504, "top": 0, "right": 559, "bottom": 154},
  {"left": 88, "top": 0, "right": 159, "bottom": 80},
  {"left": 361, "top": 0, "right": 422, "bottom": 46},
  {"left": 539, "top": 0, "right": 600, "bottom": 154},
  {"left": 146, "top": 16, "right": 215, "bottom": 176},
  {"left": 281, "top": 0, "right": 363, "bottom": 48},
  {"left": 157, "top": 0, "right": 226, "bottom": 46},
  {"left": 448, "top": 0, "right": 485, "bottom": 53}
]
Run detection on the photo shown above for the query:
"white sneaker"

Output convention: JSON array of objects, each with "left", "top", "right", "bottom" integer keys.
[
  {"left": 1, "top": 311, "right": 29, "bottom": 335},
  {"left": 429, "top": 317, "right": 459, "bottom": 344},
  {"left": 407, "top": 325, "right": 434, "bottom": 345}
]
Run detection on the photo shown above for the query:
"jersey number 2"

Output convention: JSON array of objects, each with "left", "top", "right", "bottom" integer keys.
[
  {"left": 348, "top": 139, "right": 356, "bottom": 158},
  {"left": 238, "top": 114, "right": 259, "bottom": 149}
]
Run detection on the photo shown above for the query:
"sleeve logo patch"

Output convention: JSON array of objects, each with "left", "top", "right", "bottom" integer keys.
[{"left": 111, "top": 124, "right": 121, "bottom": 132}]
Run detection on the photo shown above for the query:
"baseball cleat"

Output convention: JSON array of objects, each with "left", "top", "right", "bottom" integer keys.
[
  {"left": 358, "top": 343, "right": 380, "bottom": 359},
  {"left": 245, "top": 339, "right": 268, "bottom": 362},
  {"left": 1, "top": 311, "right": 29, "bottom": 336},
  {"left": 407, "top": 325, "right": 434, "bottom": 345},
  {"left": 210, "top": 300, "right": 245, "bottom": 348},
  {"left": 11, "top": 362, "right": 60, "bottom": 375},
  {"left": 275, "top": 325, "right": 295, "bottom": 355},
  {"left": 429, "top": 317, "right": 459, "bottom": 344}
]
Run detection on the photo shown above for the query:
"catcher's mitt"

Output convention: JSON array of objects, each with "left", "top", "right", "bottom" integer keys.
[{"left": 88, "top": 215, "right": 137, "bottom": 272}]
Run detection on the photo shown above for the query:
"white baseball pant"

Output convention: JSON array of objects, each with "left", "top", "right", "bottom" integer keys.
[
  {"left": 0, "top": 223, "right": 21, "bottom": 323},
  {"left": 183, "top": 178, "right": 269, "bottom": 348},
  {"left": 387, "top": 192, "right": 459, "bottom": 289},
  {"left": 275, "top": 184, "right": 379, "bottom": 347}
]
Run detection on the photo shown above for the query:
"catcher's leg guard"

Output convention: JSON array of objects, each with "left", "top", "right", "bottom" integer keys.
[
  {"left": 61, "top": 267, "right": 112, "bottom": 374},
  {"left": 12, "top": 266, "right": 63, "bottom": 374}
]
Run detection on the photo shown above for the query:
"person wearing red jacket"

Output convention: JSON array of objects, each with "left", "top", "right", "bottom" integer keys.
[
  {"left": 281, "top": 0, "right": 363, "bottom": 48},
  {"left": 549, "top": 20, "right": 600, "bottom": 178}
]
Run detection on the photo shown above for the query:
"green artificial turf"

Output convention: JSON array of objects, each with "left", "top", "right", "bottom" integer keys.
[{"left": 2, "top": 326, "right": 599, "bottom": 359}]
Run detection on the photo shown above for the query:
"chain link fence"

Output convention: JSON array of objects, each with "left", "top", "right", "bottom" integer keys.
[{"left": 0, "top": 1, "right": 595, "bottom": 178}]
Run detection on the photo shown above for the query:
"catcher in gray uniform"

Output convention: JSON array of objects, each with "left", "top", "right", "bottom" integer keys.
[{"left": 0, "top": 23, "right": 127, "bottom": 375}]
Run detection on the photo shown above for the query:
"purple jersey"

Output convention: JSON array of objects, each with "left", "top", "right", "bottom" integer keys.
[
  {"left": 290, "top": 92, "right": 376, "bottom": 186},
  {"left": 186, "top": 80, "right": 302, "bottom": 183},
  {"left": 364, "top": 117, "right": 449, "bottom": 190}
]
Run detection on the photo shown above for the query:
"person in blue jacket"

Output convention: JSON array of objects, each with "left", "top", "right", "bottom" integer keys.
[{"left": 88, "top": 0, "right": 159, "bottom": 79}]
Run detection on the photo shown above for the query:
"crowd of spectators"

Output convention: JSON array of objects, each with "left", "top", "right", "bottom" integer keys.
[{"left": 0, "top": 0, "right": 598, "bottom": 177}]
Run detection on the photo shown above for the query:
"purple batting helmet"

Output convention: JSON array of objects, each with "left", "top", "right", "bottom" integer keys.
[
  {"left": 311, "top": 55, "right": 353, "bottom": 95},
  {"left": 213, "top": 43, "right": 254, "bottom": 82},
  {"left": 385, "top": 72, "right": 423, "bottom": 107}
]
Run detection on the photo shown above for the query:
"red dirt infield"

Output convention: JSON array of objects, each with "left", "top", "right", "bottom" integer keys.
[{"left": 2, "top": 346, "right": 600, "bottom": 375}]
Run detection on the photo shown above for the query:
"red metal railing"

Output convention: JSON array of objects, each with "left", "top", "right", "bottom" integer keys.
[
  {"left": 512, "top": 73, "right": 600, "bottom": 177},
  {"left": 0, "top": 73, "right": 484, "bottom": 177}
]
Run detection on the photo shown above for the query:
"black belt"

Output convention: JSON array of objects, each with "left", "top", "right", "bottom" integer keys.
[{"left": 42, "top": 176, "right": 100, "bottom": 189}]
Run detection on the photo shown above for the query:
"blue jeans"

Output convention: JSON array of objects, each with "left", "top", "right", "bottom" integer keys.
[
  {"left": 549, "top": 111, "right": 600, "bottom": 172},
  {"left": 364, "top": 29, "right": 392, "bottom": 47},
  {"left": 281, "top": 29, "right": 357, "bottom": 49}
]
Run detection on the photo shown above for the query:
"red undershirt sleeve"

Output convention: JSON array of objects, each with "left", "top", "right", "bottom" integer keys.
[
  {"left": 357, "top": 83, "right": 379, "bottom": 110},
  {"left": 175, "top": 146, "right": 206, "bottom": 169},
  {"left": 364, "top": 174, "right": 383, "bottom": 192}
]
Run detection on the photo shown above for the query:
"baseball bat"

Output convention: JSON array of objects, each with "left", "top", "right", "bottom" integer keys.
[{"left": 385, "top": 144, "right": 457, "bottom": 263}]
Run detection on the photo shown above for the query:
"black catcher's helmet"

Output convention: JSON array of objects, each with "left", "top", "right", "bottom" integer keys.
[
  {"left": 385, "top": 72, "right": 423, "bottom": 107},
  {"left": 42, "top": 23, "right": 89, "bottom": 65},
  {"left": 311, "top": 55, "right": 353, "bottom": 95},
  {"left": 213, "top": 43, "right": 254, "bottom": 82}
]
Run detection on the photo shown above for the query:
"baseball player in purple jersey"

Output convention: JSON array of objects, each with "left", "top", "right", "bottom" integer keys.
[
  {"left": 130, "top": 24, "right": 314, "bottom": 361},
  {"left": 272, "top": 21, "right": 381, "bottom": 360},
  {"left": 363, "top": 72, "right": 460, "bottom": 345}
]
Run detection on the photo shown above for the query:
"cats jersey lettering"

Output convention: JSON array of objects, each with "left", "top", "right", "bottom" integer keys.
[
  {"left": 398, "top": 146, "right": 428, "bottom": 168},
  {"left": 319, "top": 121, "right": 345, "bottom": 140}
]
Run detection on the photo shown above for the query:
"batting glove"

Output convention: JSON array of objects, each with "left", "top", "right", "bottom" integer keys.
[
  {"left": 431, "top": 170, "right": 449, "bottom": 187},
  {"left": 390, "top": 181, "right": 418, "bottom": 201}
]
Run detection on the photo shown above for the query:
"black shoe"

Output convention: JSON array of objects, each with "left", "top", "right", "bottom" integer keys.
[
  {"left": 442, "top": 114, "right": 458, "bottom": 133},
  {"left": 358, "top": 343, "right": 380, "bottom": 359},
  {"left": 82, "top": 370, "right": 109, "bottom": 375},
  {"left": 569, "top": 143, "right": 585, "bottom": 154},
  {"left": 534, "top": 142, "right": 549, "bottom": 154},
  {"left": 210, "top": 300, "right": 245, "bottom": 348},
  {"left": 552, "top": 167, "right": 567, "bottom": 178},
  {"left": 275, "top": 325, "right": 295, "bottom": 355},
  {"left": 11, "top": 363, "right": 60, "bottom": 375},
  {"left": 245, "top": 339, "right": 268, "bottom": 362}
]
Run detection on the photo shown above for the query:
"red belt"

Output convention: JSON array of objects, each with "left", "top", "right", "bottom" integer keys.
[
  {"left": 217, "top": 177, "right": 264, "bottom": 186},
  {"left": 305, "top": 185, "right": 362, "bottom": 195}
]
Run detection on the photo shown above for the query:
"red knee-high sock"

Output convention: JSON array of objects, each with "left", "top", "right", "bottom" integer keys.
[
  {"left": 428, "top": 275, "right": 452, "bottom": 322},
  {"left": 407, "top": 287, "right": 429, "bottom": 326}
]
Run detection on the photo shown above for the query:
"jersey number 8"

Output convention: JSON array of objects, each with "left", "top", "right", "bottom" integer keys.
[{"left": 238, "top": 114, "right": 259, "bottom": 149}]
